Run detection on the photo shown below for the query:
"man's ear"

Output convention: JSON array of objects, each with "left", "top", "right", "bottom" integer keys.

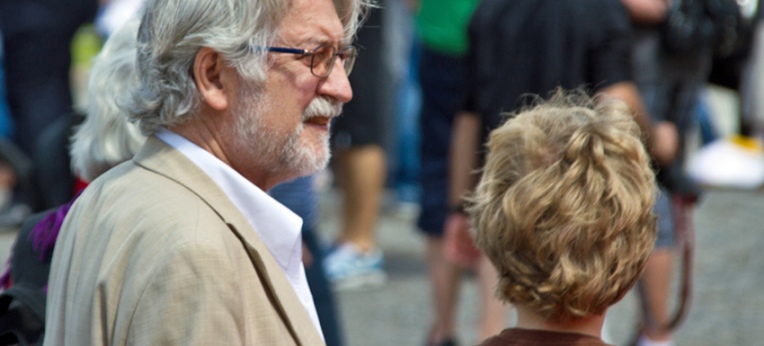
[{"left": 193, "top": 47, "right": 229, "bottom": 111}]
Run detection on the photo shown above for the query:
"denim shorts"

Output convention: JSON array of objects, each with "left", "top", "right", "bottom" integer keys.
[{"left": 654, "top": 188, "right": 676, "bottom": 249}]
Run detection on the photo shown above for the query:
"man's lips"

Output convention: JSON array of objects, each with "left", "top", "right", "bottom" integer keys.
[{"left": 304, "top": 116, "right": 332, "bottom": 127}]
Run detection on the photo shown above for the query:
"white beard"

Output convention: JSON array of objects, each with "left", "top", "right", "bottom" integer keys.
[{"left": 232, "top": 84, "right": 342, "bottom": 179}]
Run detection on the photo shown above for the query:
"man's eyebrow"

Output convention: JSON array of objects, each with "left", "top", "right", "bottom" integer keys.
[{"left": 303, "top": 37, "right": 342, "bottom": 47}]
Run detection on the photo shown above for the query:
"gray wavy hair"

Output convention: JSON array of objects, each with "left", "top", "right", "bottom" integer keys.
[
  {"left": 71, "top": 19, "right": 146, "bottom": 182},
  {"left": 123, "top": 0, "right": 371, "bottom": 135}
]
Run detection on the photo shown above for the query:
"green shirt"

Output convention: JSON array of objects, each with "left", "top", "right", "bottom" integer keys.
[{"left": 415, "top": 0, "right": 481, "bottom": 56}]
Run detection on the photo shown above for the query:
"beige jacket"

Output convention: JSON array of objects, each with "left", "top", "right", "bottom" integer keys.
[{"left": 44, "top": 136, "right": 324, "bottom": 345}]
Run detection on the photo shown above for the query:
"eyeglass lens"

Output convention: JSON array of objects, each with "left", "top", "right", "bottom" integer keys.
[{"left": 310, "top": 45, "right": 356, "bottom": 77}]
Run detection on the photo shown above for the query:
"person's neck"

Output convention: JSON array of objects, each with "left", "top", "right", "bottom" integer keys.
[
  {"left": 514, "top": 305, "right": 605, "bottom": 339},
  {"left": 167, "top": 120, "right": 279, "bottom": 191},
  {"left": 169, "top": 114, "right": 232, "bottom": 165}
]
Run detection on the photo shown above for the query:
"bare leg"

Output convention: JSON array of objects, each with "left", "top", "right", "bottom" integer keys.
[
  {"left": 323, "top": 145, "right": 387, "bottom": 288},
  {"left": 477, "top": 256, "right": 510, "bottom": 341},
  {"left": 0, "top": 163, "right": 16, "bottom": 191},
  {"left": 638, "top": 248, "right": 675, "bottom": 342},
  {"left": 0, "top": 163, "right": 15, "bottom": 207},
  {"left": 336, "top": 145, "right": 386, "bottom": 251},
  {"left": 426, "top": 236, "right": 463, "bottom": 344}
]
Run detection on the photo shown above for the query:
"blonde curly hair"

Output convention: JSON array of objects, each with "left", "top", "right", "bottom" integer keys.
[{"left": 468, "top": 89, "right": 657, "bottom": 322}]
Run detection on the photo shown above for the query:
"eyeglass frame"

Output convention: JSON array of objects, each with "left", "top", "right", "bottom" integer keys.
[{"left": 265, "top": 44, "right": 357, "bottom": 78}]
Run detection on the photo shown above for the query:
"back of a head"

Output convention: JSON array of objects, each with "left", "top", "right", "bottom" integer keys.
[
  {"left": 469, "top": 90, "right": 657, "bottom": 322},
  {"left": 123, "top": 0, "right": 370, "bottom": 135},
  {"left": 70, "top": 19, "right": 146, "bottom": 183}
]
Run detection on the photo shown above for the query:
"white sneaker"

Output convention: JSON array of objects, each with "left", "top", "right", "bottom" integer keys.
[
  {"left": 323, "top": 243, "right": 386, "bottom": 290},
  {"left": 636, "top": 334, "right": 674, "bottom": 346}
]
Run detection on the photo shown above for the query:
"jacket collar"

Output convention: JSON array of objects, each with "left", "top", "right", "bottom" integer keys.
[{"left": 132, "top": 135, "right": 324, "bottom": 345}]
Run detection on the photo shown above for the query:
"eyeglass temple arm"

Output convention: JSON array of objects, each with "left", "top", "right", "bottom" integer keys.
[{"left": 266, "top": 47, "right": 310, "bottom": 55}]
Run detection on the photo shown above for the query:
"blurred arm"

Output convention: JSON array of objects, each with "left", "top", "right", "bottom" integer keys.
[
  {"left": 599, "top": 81, "right": 679, "bottom": 165},
  {"left": 448, "top": 111, "right": 482, "bottom": 208},
  {"left": 443, "top": 111, "right": 483, "bottom": 266},
  {"left": 620, "top": 0, "right": 671, "bottom": 24}
]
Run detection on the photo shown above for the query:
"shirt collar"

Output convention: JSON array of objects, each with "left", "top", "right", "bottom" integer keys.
[
  {"left": 155, "top": 128, "right": 303, "bottom": 272},
  {"left": 155, "top": 129, "right": 323, "bottom": 340}
]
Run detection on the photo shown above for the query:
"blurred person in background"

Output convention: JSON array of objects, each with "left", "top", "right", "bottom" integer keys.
[
  {"left": 621, "top": 0, "right": 717, "bottom": 345},
  {"left": 447, "top": 0, "right": 677, "bottom": 343},
  {"left": 0, "top": 19, "right": 144, "bottom": 345},
  {"left": 737, "top": 1, "right": 763, "bottom": 138},
  {"left": 0, "top": 0, "right": 98, "bottom": 219},
  {"left": 324, "top": 4, "right": 392, "bottom": 290},
  {"left": 411, "top": 1, "right": 509, "bottom": 345},
  {"left": 0, "top": 29, "right": 13, "bottom": 140},
  {"left": 0, "top": 28, "right": 30, "bottom": 231},
  {"left": 390, "top": 0, "right": 422, "bottom": 210}
]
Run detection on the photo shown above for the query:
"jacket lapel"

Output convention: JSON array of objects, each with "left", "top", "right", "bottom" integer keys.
[{"left": 132, "top": 136, "right": 324, "bottom": 345}]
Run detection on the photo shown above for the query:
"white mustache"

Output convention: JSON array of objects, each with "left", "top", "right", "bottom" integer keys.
[{"left": 303, "top": 97, "right": 343, "bottom": 120}]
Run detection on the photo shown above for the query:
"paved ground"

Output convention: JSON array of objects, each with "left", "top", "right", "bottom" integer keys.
[{"left": 319, "top": 188, "right": 764, "bottom": 346}]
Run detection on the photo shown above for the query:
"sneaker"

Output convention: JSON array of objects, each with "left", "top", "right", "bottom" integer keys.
[
  {"left": 323, "top": 243, "right": 386, "bottom": 290},
  {"left": 635, "top": 334, "right": 674, "bottom": 346}
]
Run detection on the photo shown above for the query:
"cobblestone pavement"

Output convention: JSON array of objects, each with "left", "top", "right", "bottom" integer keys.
[{"left": 319, "top": 188, "right": 764, "bottom": 346}]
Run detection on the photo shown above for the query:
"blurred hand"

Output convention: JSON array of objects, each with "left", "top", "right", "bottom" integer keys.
[
  {"left": 443, "top": 212, "right": 482, "bottom": 269},
  {"left": 650, "top": 121, "right": 680, "bottom": 166},
  {"left": 620, "top": 0, "right": 670, "bottom": 24},
  {"left": 302, "top": 242, "right": 313, "bottom": 268}
]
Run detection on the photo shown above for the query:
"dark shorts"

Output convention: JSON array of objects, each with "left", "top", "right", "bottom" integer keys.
[
  {"left": 416, "top": 47, "right": 467, "bottom": 236},
  {"left": 331, "top": 6, "right": 391, "bottom": 149}
]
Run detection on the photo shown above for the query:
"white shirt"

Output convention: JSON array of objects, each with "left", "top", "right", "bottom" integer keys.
[{"left": 156, "top": 129, "right": 323, "bottom": 339}]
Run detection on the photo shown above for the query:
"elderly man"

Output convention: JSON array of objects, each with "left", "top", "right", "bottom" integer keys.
[{"left": 44, "top": 0, "right": 368, "bottom": 344}]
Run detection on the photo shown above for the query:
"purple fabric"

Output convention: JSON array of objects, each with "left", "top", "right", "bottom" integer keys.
[
  {"left": 0, "top": 258, "right": 10, "bottom": 289},
  {"left": 29, "top": 196, "right": 78, "bottom": 261},
  {"left": 0, "top": 193, "right": 81, "bottom": 291}
]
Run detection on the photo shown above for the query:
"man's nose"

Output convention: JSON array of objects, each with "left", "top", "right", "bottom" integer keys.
[{"left": 317, "top": 61, "right": 353, "bottom": 103}]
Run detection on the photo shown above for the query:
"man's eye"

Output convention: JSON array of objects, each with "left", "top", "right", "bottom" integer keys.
[{"left": 314, "top": 48, "right": 333, "bottom": 61}]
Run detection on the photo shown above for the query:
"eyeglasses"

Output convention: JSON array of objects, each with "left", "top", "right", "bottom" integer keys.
[{"left": 266, "top": 44, "right": 357, "bottom": 78}]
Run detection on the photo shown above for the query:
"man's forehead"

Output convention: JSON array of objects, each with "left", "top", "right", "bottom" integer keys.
[{"left": 278, "top": 0, "right": 346, "bottom": 45}]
